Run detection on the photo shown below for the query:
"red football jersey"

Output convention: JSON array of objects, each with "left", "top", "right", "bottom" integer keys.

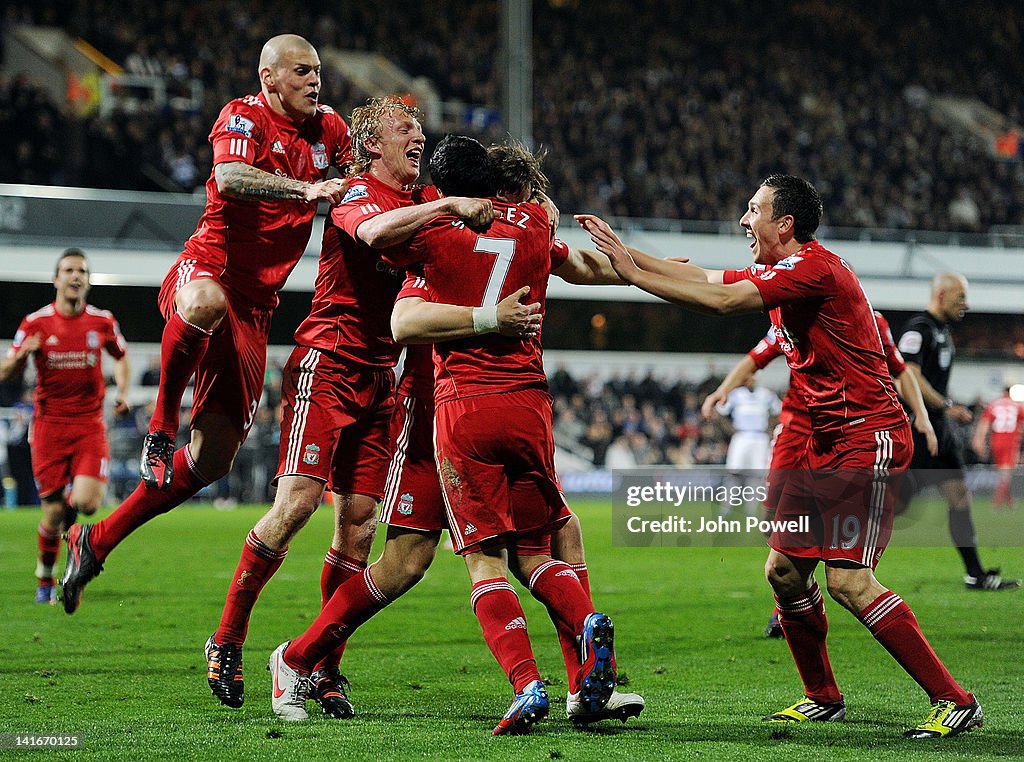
[
  {"left": 9, "top": 304, "right": 127, "bottom": 422},
  {"left": 386, "top": 200, "right": 569, "bottom": 404},
  {"left": 395, "top": 274, "right": 436, "bottom": 399},
  {"left": 729, "top": 241, "right": 907, "bottom": 435},
  {"left": 291, "top": 173, "right": 414, "bottom": 367},
  {"left": 747, "top": 325, "right": 809, "bottom": 427},
  {"left": 183, "top": 93, "right": 351, "bottom": 309},
  {"left": 981, "top": 395, "right": 1024, "bottom": 441}
]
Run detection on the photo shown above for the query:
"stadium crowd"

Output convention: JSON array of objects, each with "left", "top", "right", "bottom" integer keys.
[{"left": 2, "top": 0, "right": 1023, "bottom": 230}]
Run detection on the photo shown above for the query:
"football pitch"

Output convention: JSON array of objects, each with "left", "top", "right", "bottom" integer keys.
[{"left": 2, "top": 499, "right": 1021, "bottom": 761}]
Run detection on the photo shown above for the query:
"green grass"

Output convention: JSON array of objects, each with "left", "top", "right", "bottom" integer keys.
[{"left": 1, "top": 499, "right": 1021, "bottom": 761}]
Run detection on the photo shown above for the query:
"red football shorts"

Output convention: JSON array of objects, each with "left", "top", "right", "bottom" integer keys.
[
  {"left": 434, "top": 388, "right": 569, "bottom": 555},
  {"left": 276, "top": 346, "right": 395, "bottom": 500},
  {"left": 990, "top": 434, "right": 1021, "bottom": 468},
  {"left": 30, "top": 418, "right": 109, "bottom": 497},
  {"left": 764, "top": 413, "right": 812, "bottom": 512},
  {"left": 159, "top": 256, "right": 271, "bottom": 437},
  {"left": 380, "top": 393, "right": 446, "bottom": 532},
  {"left": 770, "top": 423, "right": 912, "bottom": 568}
]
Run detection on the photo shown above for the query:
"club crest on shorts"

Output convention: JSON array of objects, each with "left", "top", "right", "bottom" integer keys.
[
  {"left": 303, "top": 443, "right": 321, "bottom": 465},
  {"left": 311, "top": 142, "right": 328, "bottom": 170},
  {"left": 397, "top": 492, "right": 414, "bottom": 515}
]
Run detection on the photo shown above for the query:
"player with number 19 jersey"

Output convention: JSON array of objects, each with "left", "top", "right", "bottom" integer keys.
[{"left": 726, "top": 242, "right": 912, "bottom": 567}]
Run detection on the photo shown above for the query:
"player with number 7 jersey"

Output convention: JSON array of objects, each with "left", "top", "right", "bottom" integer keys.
[{"left": 389, "top": 205, "right": 562, "bottom": 404}]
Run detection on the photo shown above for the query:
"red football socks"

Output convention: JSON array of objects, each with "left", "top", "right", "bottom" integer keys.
[
  {"left": 776, "top": 583, "right": 843, "bottom": 704},
  {"left": 37, "top": 523, "right": 60, "bottom": 581},
  {"left": 569, "top": 562, "right": 592, "bottom": 602},
  {"left": 214, "top": 530, "right": 288, "bottom": 646},
  {"left": 90, "top": 446, "right": 209, "bottom": 560},
  {"left": 149, "top": 311, "right": 212, "bottom": 437},
  {"left": 470, "top": 578, "right": 541, "bottom": 694},
  {"left": 315, "top": 549, "right": 367, "bottom": 669},
  {"left": 286, "top": 568, "right": 390, "bottom": 672},
  {"left": 528, "top": 560, "right": 594, "bottom": 692},
  {"left": 859, "top": 591, "right": 972, "bottom": 704}
]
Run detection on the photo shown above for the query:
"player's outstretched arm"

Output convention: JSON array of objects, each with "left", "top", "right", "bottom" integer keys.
[
  {"left": 360, "top": 197, "right": 494, "bottom": 249},
  {"left": 701, "top": 355, "right": 758, "bottom": 419},
  {"left": 575, "top": 214, "right": 763, "bottom": 315},
  {"left": 552, "top": 247, "right": 624, "bottom": 285},
  {"left": 0, "top": 333, "right": 40, "bottom": 382},
  {"left": 391, "top": 287, "right": 540, "bottom": 344},
  {"left": 214, "top": 161, "right": 349, "bottom": 203}
]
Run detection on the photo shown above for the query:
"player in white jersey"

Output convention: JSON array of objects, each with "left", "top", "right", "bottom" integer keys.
[{"left": 715, "top": 378, "right": 781, "bottom": 517}]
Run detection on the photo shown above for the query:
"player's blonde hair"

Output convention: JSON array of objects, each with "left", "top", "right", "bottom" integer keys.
[{"left": 348, "top": 96, "right": 423, "bottom": 176}]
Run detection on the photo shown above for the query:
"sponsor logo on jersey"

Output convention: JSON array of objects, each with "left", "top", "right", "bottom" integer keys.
[
  {"left": 311, "top": 141, "right": 328, "bottom": 170},
  {"left": 226, "top": 114, "right": 255, "bottom": 137},
  {"left": 505, "top": 617, "right": 527, "bottom": 631},
  {"left": 464, "top": 522, "right": 478, "bottom": 535},
  {"left": 303, "top": 443, "right": 321, "bottom": 466},
  {"left": 46, "top": 335, "right": 59, "bottom": 345},
  {"left": 774, "top": 324, "right": 797, "bottom": 351},
  {"left": 397, "top": 492, "right": 414, "bottom": 516},
  {"left": 87, "top": 330, "right": 100, "bottom": 349},
  {"left": 773, "top": 255, "right": 803, "bottom": 271},
  {"left": 341, "top": 185, "right": 369, "bottom": 204},
  {"left": 271, "top": 140, "right": 285, "bottom": 154}
]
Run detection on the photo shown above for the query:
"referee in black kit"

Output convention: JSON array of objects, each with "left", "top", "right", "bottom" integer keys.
[{"left": 895, "top": 272, "right": 1019, "bottom": 591}]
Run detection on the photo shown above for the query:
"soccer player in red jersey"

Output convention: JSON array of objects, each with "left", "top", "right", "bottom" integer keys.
[
  {"left": 972, "top": 387, "right": 1024, "bottom": 509},
  {"left": 0, "top": 249, "right": 130, "bottom": 604},
  {"left": 578, "top": 174, "right": 982, "bottom": 740},
  {"left": 207, "top": 101, "right": 493, "bottom": 713},
  {"left": 705, "top": 311, "right": 936, "bottom": 638},
  {"left": 269, "top": 137, "right": 629, "bottom": 733},
  {"left": 60, "top": 35, "right": 351, "bottom": 615}
]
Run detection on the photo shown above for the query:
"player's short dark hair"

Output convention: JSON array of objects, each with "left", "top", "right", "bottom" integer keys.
[
  {"left": 55, "top": 247, "right": 88, "bottom": 276},
  {"left": 761, "top": 174, "right": 822, "bottom": 243},
  {"left": 428, "top": 135, "right": 495, "bottom": 198},
  {"left": 488, "top": 140, "right": 549, "bottom": 199}
]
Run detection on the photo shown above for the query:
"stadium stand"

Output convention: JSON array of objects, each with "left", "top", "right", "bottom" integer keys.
[{"left": 2, "top": 0, "right": 1022, "bottom": 230}]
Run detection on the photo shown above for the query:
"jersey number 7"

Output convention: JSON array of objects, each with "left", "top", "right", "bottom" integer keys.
[{"left": 474, "top": 236, "right": 516, "bottom": 307}]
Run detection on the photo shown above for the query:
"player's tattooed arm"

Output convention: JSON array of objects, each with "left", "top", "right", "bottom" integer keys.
[{"left": 215, "top": 162, "right": 348, "bottom": 204}]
